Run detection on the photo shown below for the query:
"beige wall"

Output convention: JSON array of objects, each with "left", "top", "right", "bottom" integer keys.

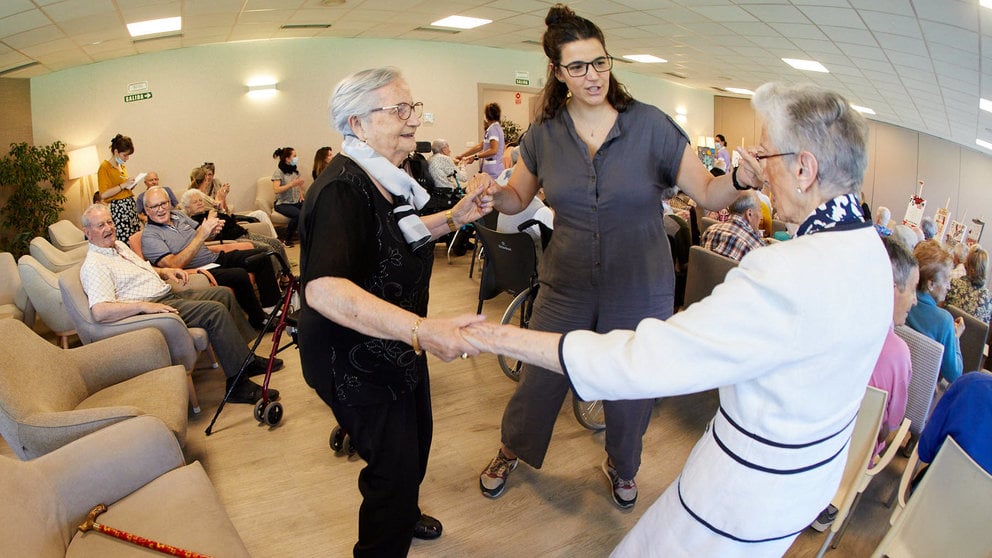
[
  {"left": 715, "top": 95, "right": 992, "bottom": 255},
  {"left": 28, "top": 38, "right": 714, "bottom": 225},
  {"left": 0, "top": 78, "right": 33, "bottom": 245}
]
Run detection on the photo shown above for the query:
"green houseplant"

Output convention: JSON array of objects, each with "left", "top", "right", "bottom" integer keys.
[
  {"left": 0, "top": 141, "right": 68, "bottom": 257},
  {"left": 501, "top": 118, "right": 523, "bottom": 145}
]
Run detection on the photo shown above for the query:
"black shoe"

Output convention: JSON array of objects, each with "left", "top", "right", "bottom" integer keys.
[
  {"left": 412, "top": 514, "right": 442, "bottom": 540},
  {"left": 226, "top": 378, "right": 279, "bottom": 404},
  {"left": 245, "top": 355, "right": 284, "bottom": 377}
]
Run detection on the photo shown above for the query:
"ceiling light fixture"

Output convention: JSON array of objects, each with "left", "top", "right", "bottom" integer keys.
[
  {"left": 127, "top": 17, "right": 182, "bottom": 38},
  {"left": 430, "top": 16, "right": 491, "bottom": 30},
  {"left": 977, "top": 138, "right": 992, "bottom": 150},
  {"left": 851, "top": 104, "right": 875, "bottom": 115},
  {"left": 980, "top": 98, "right": 992, "bottom": 113},
  {"left": 622, "top": 54, "right": 667, "bottom": 64},
  {"left": 981, "top": 0, "right": 992, "bottom": 8},
  {"left": 782, "top": 58, "right": 829, "bottom": 73},
  {"left": 725, "top": 87, "right": 753, "bottom": 95}
]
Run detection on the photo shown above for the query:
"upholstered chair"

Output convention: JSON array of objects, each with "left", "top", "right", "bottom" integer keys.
[
  {"left": 47, "top": 219, "right": 89, "bottom": 252},
  {"left": 0, "top": 252, "right": 32, "bottom": 324},
  {"left": 29, "top": 236, "right": 87, "bottom": 273},
  {"left": 17, "top": 255, "right": 76, "bottom": 348}
]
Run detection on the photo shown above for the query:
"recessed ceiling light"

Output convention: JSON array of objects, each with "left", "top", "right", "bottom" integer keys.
[
  {"left": 851, "top": 104, "right": 875, "bottom": 115},
  {"left": 977, "top": 138, "right": 992, "bottom": 150},
  {"left": 622, "top": 54, "right": 667, "bottom": 64},
  {"left": 782, "top": 58, "right": 829, "bottom": 73},
  {"left": 430, "top": 16, "right": 491, "bottom": 30},
  {"left": 725, "top": 87, "right": 753, "bottom": 95},
  {"left": 980, "top": 98, "right": 992, "bottom": 113},
  {"left": 127, "top": 17, "right": 181, "bottom": 38}
]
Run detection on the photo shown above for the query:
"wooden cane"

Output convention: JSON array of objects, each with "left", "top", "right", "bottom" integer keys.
[{"left": 78, "top": 504, "right": 213, "bottom": 558}]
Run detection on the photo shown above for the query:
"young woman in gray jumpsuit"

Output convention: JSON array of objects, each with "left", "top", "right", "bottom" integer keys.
[{"left": 474, "top": 3, "right": 751, "bottom": 508}]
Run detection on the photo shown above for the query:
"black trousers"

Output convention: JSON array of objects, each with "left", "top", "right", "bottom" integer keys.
[
  {"left": 211, "top": 248, "right": 281, "bottom": 327},
  {"left": 322, "top": 376, "right": 433, "bottom": 558}
]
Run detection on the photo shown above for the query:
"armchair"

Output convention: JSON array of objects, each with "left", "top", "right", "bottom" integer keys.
[
  {"left": 2, "top": 415, "right": 249, "bottom": 557},
  {"left": 0, "top": 252, "right": 33, "bottom": 324},
  {"left": 0, "top": 319, "right": 187, "bottom": 459},
  {"left": 29, "top": 236, "right": 87, "bottom": 273},
  {"left": 17, "top": 255, "right": 76, "bottom": 348},
  {"left": 255, "top": 175, "right": 290, "bottom": 230},
  {"left": 59, "top": 264, "right": 209, "bottom": 413},
  {"left": 47, "top": 219, "right": 88, "bottom": 252}
]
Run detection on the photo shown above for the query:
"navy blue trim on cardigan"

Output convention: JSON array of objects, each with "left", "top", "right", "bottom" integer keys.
[{"left": 677, "top": 479, "right": 807, "bottom": 543}]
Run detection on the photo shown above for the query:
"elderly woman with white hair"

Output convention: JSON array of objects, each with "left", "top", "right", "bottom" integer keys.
[
  {"left": 179, "top": 188, "right": 288, "bottom": 266},
  {"left": 464, "top": 81, "right": 892, "bottom": 556},
  {"left": 297, "top": 67, "right": 490, "bottom": 556},
  {"left": 427, "top": 138, "right": 466, "bottom": 190}
]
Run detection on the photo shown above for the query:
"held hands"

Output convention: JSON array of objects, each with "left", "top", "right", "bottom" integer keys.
[
  {"left": 452, "top": 178, "right": 495, "bottom": 225},
  {"left": 417, "top": 314, "right": 487, "bottom": 361}
]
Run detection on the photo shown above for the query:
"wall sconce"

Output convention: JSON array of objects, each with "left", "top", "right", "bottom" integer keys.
[
  {"left": 675, "top": 107, "right": 687, "bottom": 125},
  {"left": 246, "top": 78, "right": 278, "bottom": 99},
  {"left": 67, "top": 145, "right": 100, "bottom": 179}
]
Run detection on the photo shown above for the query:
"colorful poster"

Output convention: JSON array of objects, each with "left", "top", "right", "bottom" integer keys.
[
  {"left": 933, "top": 207, "right": 950, "bottom": 241},
  {"left": 947, "top": 220, "right": 968, "bottom": 244},
  {"left": 697, "top": 146, "right": 715, "bottom": 170},
  {"left": 903, "top": 194, "right": 926, "bottom": 227},
  {"left": 966, "top": 219, "right": 984, "bottom": 247}
]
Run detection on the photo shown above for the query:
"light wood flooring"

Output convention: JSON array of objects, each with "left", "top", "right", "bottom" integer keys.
[{"left": 4, "top": 244, "right": 907, "bottom": 557}]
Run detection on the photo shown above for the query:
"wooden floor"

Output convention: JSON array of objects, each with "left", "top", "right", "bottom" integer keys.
[{"left": 4, "top": 244, "right": 907, "bottom": 557}]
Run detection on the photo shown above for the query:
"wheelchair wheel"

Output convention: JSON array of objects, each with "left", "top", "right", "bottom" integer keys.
[
  {"left": 572, "top": 396, "right": 606, "bottom": 431},
  {"left": 498, "top": 286, "right": 536, "bottom": 382}
]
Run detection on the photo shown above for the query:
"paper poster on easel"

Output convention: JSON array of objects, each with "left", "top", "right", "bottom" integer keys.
[
  {"left": 903, "top": 180, "right": 926, "bottom": 227},
  {"left": 934, "top": 202, "right": 950, "bottom": 241},
  {"left": 947, "top": 220, "right": 968, "bottom": 244},
  {"left": 966, "top": 219, "right": 985, "bottom": 247}
]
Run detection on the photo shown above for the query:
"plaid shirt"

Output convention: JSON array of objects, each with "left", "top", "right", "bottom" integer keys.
[
  {"left": 701, "top": 214, "right": 765, "bottom": 262},
  {"left": 80, "top": 241, "right": 171, "bottom": 306}
]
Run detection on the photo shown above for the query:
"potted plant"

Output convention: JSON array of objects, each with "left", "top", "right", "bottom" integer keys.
[
  {"left": 501, "top": 119, "right": 523, "bottom": 145},
  {"left": 0, "top": 141, "right": 68, "bottom": 257}
]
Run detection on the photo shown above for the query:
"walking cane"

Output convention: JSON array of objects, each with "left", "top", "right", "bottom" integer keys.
[{"left": 78, "top": 504, "right": 213, "bottom": 558}]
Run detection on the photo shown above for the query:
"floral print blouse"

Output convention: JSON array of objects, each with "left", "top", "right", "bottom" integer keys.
[{"left": 946, "top": 277, "right": 992, "bottom": 324}]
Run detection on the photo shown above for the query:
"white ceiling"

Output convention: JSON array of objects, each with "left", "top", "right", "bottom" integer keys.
[{"left": 2, "top": 0, "right": 991, "bottom": 151}]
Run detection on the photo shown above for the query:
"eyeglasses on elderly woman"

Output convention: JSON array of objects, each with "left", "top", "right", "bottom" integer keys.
[{"left": 370, "top": 101, "right": 423, "bottom": 120}]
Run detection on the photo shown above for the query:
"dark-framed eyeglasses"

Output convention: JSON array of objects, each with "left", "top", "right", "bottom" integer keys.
[
  {"left": 558, "top": 55, "right": 613, "bottom": 78},
  {"left": 146, "top": 200, "right": 171, "bottom": 211},
  {"left": 755, "top": 151, "right": 796, "bottom": 162},
  {"left": 370, "top": 102, "right": 424, "bottom": 120}
]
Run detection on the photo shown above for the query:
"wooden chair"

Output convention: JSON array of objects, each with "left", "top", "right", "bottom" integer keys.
[
  {"left": 945, "top": 304, "right": 988, "bottom": 373},
  {"left": 872, "top": 437, "right": 992, "bottom": 558},
  {"left": 683, "top": 245, "right": 739, "bottom": 308}
]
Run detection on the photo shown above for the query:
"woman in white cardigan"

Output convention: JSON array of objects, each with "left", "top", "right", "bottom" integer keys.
[{"left": 463, "top": 82, "right": 892, "bottom": 557}]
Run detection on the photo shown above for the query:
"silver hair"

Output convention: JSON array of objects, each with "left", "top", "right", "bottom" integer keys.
[
  {"left": 431, "top": 139, "right": 448, "bottom": 154},
  {"left": 875, "top": 206, "right": 891, "bottom": 226},
  {"left": 81, "top": 203, "right": 109, "bottom": 228},
  {"left": 727, "top": 191, "right": 759, "bottom": 215},
  {"left": 751, "top": 82, "right": 868, "bottom": 195},
  {"left": 920, "top": 216, "right": 937, "bottom": 239},
  {"left": 882, "top": 235, "right": 918, "bottom": 290},
  {"left": 891, "top": 224, "right": 920, "bottom": 251},
  {"left": 329, "top": 67, "right": 402, "bottom": 136},
  {"left": 180, "top": 187, "right": 208, "bottom": 211}
]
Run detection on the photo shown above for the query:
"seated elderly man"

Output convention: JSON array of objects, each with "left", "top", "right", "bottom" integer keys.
[
  {"left": 80, "top": 203, "right": 280, "bottom": 404},
  {"left": 135, "top": 171, "right": 178, "bottom": 216},
  {"left": 428, "top": 139, "right": 467, "bottom": 191},
  {"left": 140, "top": 186, "right": 281, "bottom": 330},
  {"left": 700, "top": 190, "right": 766, "bottom": 261},
  {"left": 180, "top": 188, "right": 288, "bottom": 266}
]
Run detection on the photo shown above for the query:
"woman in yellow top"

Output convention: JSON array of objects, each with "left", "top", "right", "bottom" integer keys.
[{"left": 96, "top": 134, "right": 141, "bottom": 243}]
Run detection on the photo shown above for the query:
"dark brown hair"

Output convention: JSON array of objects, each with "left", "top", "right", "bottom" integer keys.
[
  {"left": 109, "top": 133, "right": 133, "bottom": 155},
  {"left": 537, "top": 4, "right": 633, "bottom": 123},
  {"left": 484, "top": 102, "right": 501, "bottom": 123}
]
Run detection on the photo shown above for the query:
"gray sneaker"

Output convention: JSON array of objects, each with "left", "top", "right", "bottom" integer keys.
[
  {"left": 480, "top": 449, "right": 518, "bottom": 498},
  {"left": 602, "top": 458, "right": 637, "bottom": 509}
]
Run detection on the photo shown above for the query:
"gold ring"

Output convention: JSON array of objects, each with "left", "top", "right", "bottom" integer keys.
[{"left": 460, "top": 352, "right": 469, "bottom": 359}]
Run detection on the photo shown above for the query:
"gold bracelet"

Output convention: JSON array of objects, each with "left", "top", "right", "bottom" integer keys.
[
  {"left": 411, "top": 317, "right": 425, "bottom": 355},
  {"left": 445, "top": 209, "right": 458, "bottom": 232}
]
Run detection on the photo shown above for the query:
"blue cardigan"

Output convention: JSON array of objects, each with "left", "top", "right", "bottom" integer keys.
[{"left": 906, "top": 291, "right": 963, "bottom": 382}]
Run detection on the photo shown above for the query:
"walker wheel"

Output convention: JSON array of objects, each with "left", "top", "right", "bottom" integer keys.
[
  {"left": 263, "top": 401, "right": 283, "bottom": 426},
  {"left": 253, "top": 400, "right": 266, "bottom": 423},
  {"left": 330, "top": 426, "right": 345, "bottom": 453}
]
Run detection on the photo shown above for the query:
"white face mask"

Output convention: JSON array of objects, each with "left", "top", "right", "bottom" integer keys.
[
  {"left": 291, "top": 156, "right": 299, "bottom": 166},
  {"left": 115, "top": 155, "right": 125, "bottom": 165}
]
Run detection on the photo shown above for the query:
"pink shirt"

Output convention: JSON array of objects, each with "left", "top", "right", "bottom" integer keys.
[{"left": 868, "top": 326, "right": 911, "bottom": 456}]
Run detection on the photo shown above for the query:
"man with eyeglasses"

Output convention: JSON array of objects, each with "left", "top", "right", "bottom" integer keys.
[
  {"left": 79, "top": 202, "right": 281, "bottom": 405},
  {"left": 140, "top": 186, "right": 282, "bottom": 331}
]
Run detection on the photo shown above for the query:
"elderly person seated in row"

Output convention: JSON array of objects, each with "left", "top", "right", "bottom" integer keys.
[
  {"left": 80, "top": 203, "right": 280, "bottom": 404},
  {"left": 874, "top": 205, "right": 893, "bottom": 236},
  {"left": 140, "top": 186, "right": 282, "bottom": 331},
  {"left": 427, "top": 139, "right": 467, "bottom": 191},
  {"left": 700, "top": 190, "right": 766, "bottom": 261},
  {"left": 190, "top": 165, "right": 279, "bottom": 237},
  {"left": 180, "top": 188, "right": 288, "bottom": 267},
  {"left": 135, "top": 171, "right": 178, "bottom": 216},
  {"left": 906, "top": 239, "right": 965, "bottom": 383},
  {"left": 945, "top": 244, "right": 992, "bottom": 323}
]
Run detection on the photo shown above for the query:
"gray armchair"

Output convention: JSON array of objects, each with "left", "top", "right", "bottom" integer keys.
[
  {"left": 255, "top": 175, "right": 290, "bottom": 229},
  {"left": 17, "top": 255, "right": 76, "bottom": 348},
  {"left": 2, "top": 415, "right": 249, "bottom": 557},
  {"left": 0, "top": 252, "right": 33, "bottom": 324},
  {"left": 59, "top": 264, "right": 209, "bottom": 413},
  {"left": 47, "top": 219, "right": 89, "bottom": 252},
  {"left": 30, "top": 236, "right": 87, "bottom": 273},
  {"left": 683, "top": 245, "right": 740, "bottom": 308},
  {"left": 0, "top": 319, "right": 187, "bottom": 459}
]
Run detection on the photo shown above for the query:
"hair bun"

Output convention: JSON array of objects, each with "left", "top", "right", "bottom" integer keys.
[{"left": 545, "top": 3, "right": 575, "bottom": 26}]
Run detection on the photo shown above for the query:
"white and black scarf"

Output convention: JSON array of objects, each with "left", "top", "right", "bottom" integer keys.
[{"left": 341, "top": 135, "right": 432, "bottom": 251}]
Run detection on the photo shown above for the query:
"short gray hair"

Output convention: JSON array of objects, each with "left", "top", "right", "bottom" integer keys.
[
  {"left": 180, "top": 188, "right": 208, "bottom": 212},
  {"left": 329, "top": 67, "right": 402, "bottom": 136},
  {"left": 882, "top": 235, "right": 918, "bottom": 291},
  {"left": 751, "top": 82, "right": 868, "bottom": 196},
  {"left": 891, "top": 224, "right": 920, "bottom": 251},
  {"left": 431, "top": 139, "right": 448, "bottom": 154},
  {"left": 727, "top": 191, "right": 759, "bottom": 216},
  {"left": 920, "top": 216, "right": 936, "bottom": 239},
  {"left": 81, "top": 203, "right": 109, "bottom": 228},
  {"left": 875, "top": 206, "right": 891, "bottom": 226}
]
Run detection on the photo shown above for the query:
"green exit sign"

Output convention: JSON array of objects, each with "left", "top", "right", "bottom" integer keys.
[
  {"left": 515, "top": 78, "right": 529, "bottom": 86},
  {"left": 124, "top": 92, "right": 153, "bottom": 103}
]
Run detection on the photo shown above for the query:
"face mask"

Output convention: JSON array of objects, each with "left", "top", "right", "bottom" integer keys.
[
  {"left": 291, "top": 157, "right": 299, "bottom": 166},
  {"left": 115, "top": 155, "right": 125, "bottom": 165}
]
